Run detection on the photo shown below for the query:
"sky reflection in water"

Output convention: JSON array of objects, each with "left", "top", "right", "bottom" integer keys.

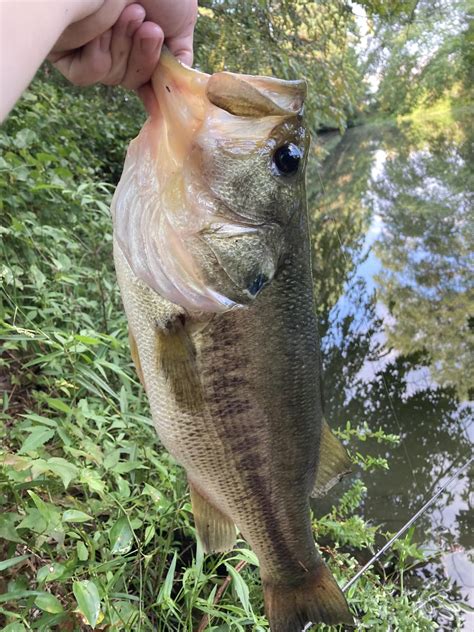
[{"left": 309, "top": 108, "right": 473, "bottom": 618}]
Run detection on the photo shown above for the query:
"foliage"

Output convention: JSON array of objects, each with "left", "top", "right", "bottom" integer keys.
[
  {"left": 365, "top": 0, "right": 473, "bottom": 114},
  {"left": 0, "top": 73, "right": 468, "bottom": 630},
  {"left": 194, "top": 1, "right": 368, "bottom": 130}
]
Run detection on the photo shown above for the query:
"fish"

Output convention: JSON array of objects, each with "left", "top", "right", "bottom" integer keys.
[{"left": 111, "top": 50, "right": 353, "bottom": 631}]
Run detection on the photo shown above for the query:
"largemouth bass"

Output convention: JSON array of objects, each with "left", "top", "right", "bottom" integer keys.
[{"left": 111, "top": 51, "right": 353, "bottom": 631}]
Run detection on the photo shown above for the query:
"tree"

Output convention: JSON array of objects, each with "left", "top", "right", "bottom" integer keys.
[
  {"left": 194, "top": 1, "right": 368, "bottom": 130},
  {"left": 365, "top": 0, "right": 473, "bottom": 113}
]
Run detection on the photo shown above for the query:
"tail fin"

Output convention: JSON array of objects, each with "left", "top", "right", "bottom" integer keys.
[{"left": 263, "top": 562, "right": 353, "bottom": 632}]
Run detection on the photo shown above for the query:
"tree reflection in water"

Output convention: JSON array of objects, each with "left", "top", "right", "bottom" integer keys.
[
  {"left": 372, "top": 112, "right": 473, "bottom": 401},
  {"left": 310, "top": 108, "right": 473, "bottom": 601}
]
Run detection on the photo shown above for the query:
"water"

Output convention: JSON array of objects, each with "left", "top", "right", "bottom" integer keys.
[{"left": 309, "top": 108, "right": 473, "bottom": 623}]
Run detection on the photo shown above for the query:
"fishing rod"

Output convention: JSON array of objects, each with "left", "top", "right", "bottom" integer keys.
[
  {"left": 302, "top": 457, "right": 472, "bottom": 631},
  {"left": 342, "top": 456, "right": 473, "bottom": 593}
]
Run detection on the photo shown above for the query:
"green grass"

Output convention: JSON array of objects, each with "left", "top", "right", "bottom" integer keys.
[{"left": 0, "top": 73, "right": 467, "bottom": 631}]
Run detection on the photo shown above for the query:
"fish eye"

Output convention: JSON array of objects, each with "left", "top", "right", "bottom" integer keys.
[{"left": 272, "top": 143, "right": 302, "bottom": 176}]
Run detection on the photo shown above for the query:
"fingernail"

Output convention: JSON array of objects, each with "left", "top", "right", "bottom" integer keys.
[{"left": 141, "top": 37, "right": 159, "bottom": 55}]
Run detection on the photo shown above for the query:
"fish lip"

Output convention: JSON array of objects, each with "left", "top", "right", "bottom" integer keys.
[{"left": 203, "top": 216, "right": 265, "bottom": 233}]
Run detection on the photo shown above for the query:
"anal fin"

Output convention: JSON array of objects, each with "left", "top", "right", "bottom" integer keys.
[
  {"left": 312, "top": 418, "right": 352, "bottom": 499},
  {"left": 189, "top": 481, "right": 237, "bottom": 553}
]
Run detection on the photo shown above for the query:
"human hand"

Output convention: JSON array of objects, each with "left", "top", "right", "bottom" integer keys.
[{"left": 48, "top": 0, "right": 198, "bottom": 89}]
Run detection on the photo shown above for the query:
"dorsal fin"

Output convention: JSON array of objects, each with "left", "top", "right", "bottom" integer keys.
[{"left": 312, "top": 419, "right": 352, "bottom": 499}]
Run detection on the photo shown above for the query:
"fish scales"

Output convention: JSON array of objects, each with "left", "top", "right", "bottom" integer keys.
[
  {"left": 112, "top": 50, "right": 353, "bottom": 631},
  {"left": 115, "top": 219, "right": 319, "bottom": 582}
]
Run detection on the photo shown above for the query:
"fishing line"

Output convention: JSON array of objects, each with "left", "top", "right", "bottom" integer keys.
[
  {"left": 313, "top": 156, "right": 420, "bottom": 493},
  {"left": 342, "top": 456, "right": 473, "bottom": 592}
]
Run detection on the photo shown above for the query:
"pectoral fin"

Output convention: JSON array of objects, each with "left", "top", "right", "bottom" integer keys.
[
  {"left": 156, "top": 318, "right": 205, "bottom": 414},
  {"left": 312, "top": 419, "right": 352, "bottom": 499},
  {"left": 189, "top": 481, "right": 237, "bottom": 553}
]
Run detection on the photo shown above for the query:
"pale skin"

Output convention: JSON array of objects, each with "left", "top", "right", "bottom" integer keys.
[{"left": 0, "top": 0, "right": 198, "bottom": 122}]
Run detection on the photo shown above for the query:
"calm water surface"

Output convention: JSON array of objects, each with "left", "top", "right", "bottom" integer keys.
[{"left": 309, "top": 109, "right": 473, "bottom": 624}]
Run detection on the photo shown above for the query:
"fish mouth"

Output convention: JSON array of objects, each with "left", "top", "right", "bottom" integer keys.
[{"left": 112, "top": 51, "right": 306, "bottom": 314}]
